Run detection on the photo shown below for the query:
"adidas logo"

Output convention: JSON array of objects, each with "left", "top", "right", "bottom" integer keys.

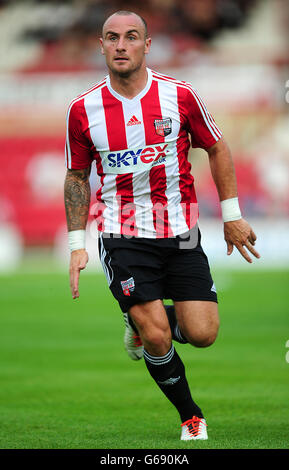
[{"left": 127, "top": 115, "right": 141, "bottom": 126}]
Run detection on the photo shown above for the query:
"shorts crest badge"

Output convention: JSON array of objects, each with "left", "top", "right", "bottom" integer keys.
[
  {"left": 154, "top": 117, "right": 172, "bottom": 137},
  {"left": 121, "top": 277, "right": 135, "bottom": 296}
]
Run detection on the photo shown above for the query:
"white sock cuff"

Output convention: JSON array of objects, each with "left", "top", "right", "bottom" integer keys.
[{"left": 143, "top": 345, "right": 175, "bottom": 365}]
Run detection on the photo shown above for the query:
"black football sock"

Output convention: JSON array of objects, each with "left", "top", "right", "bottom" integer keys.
[
  {"left": 143, "top": 345, "right": 203, "bottom": 422},
  {"left": 164, "top": 305, "right": 188, "bottom": 344}
]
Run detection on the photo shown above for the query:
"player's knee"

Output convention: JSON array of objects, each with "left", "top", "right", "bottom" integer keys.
[
  {"left": 186, "top": 323, "right": 219, "bottom": 348},
  {"left": 192, "top": 331, "right": 217, "bottom": 348},
  {"left": 143, "top": 327, "right": 172, "bottom": 354},
  {"left": 145, "top": 327, "right": 171, "bottom": 348}
]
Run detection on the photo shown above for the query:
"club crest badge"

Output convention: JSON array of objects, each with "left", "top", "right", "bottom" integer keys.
[
  {"left": 154, "top": 117, "right": 172, "bottom": 137},
  {"left": 121, "top": 277, "right": 135, "bottom": 296}
]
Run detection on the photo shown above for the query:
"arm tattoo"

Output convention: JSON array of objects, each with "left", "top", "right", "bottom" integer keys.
[{"left": 64, "top": 167, "right": 91, "bottom": 231}]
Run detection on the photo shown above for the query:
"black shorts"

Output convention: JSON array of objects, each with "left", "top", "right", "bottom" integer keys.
[{"left": 98, "top": 226, "right": 217, "bottom": 313}]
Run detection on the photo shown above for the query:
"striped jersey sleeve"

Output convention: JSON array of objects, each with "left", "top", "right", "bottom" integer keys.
[
  {"left": 181, "top": 86, "right": 222, "bottom": 149},
  {"left": 65, "top": 99, "right": 93, "bottom": 170}
]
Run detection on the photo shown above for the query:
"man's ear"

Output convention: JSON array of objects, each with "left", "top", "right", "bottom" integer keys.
[
  {"left": 99, "top": 37, "right": 104, "bottom": 55},
  {"left": 144, "top": 37, "right": 151, "bottom": 55}
]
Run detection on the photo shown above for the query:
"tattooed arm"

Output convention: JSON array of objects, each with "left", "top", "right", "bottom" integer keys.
[
  {"left": 64, "top": 166, "right": 91, "bottom": 298},
  {"left": 64, "top": 166, "right": 91, "bottom": 231}
]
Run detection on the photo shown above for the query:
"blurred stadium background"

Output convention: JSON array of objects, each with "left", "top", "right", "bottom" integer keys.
[{"left": 0, "top": 0, "right": 288, "bottom": 272}]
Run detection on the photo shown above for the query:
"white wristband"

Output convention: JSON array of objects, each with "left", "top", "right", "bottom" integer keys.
[
  {"left": 220, "top": 197, "right": 242, "bottom": 222},
  {"left": 68, "top": 230, "right": 86, "bottom": 252}
]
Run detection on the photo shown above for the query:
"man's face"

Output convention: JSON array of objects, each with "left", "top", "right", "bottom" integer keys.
[{"left": 100, "top": 14, "right": 151, "bottom": 77}]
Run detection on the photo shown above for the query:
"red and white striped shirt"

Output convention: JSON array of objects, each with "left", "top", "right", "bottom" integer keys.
[{"left": 65, "top": 68, "right": 222, "bottom": 238}]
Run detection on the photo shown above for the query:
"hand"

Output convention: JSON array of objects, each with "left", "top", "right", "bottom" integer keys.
[
  {"left": 224, "top": 218, "right": 261, "bottom": 263},
  {"left": 69, "top": 249, "right": 89, "bottom": 299}
]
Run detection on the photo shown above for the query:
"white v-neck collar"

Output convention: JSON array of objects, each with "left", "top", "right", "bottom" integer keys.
[{"left": 106, "top": 68, "right": 152, "bottom": 104}]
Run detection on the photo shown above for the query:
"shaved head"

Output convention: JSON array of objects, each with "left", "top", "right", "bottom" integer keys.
[{"left": 102, "top": 10, "right": 148, "bottom": 39}]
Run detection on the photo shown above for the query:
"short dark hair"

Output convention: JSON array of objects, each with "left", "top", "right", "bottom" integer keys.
[{"left": 103, "top": 10, "right": 148, "bottom": 38}]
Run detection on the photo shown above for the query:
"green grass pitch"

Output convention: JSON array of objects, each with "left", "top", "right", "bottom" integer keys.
[{"left": 0, "top": 268, "right": 288, "bottom": 449}]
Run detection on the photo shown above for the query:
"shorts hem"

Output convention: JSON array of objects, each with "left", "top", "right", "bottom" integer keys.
[
  {"left": 169, "top": 296, "right": 218, "bottom": 303},
  {"left": 119, "top": 296, "right": 163, "bottom": 313},
  {"left": 119, "top": 295, "right": 218, "bottom": 312}
]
